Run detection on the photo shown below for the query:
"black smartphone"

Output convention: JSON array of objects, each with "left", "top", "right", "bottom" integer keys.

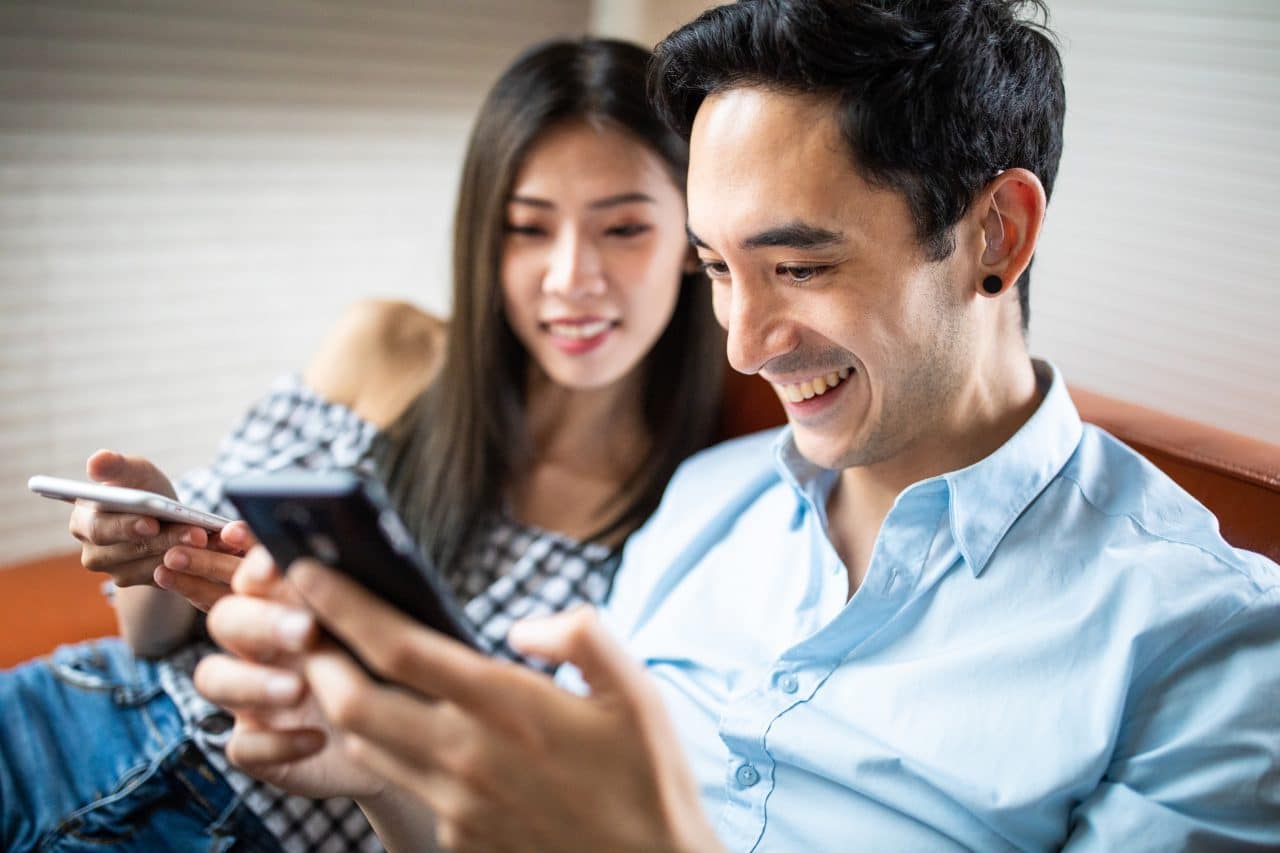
[{"left": 223, "top": 471, "right": 483, "bottom": 652}]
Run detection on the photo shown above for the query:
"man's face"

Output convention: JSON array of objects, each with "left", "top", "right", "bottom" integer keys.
[{"left": 687, "top": 87, "right": 976, "bottom": 471}]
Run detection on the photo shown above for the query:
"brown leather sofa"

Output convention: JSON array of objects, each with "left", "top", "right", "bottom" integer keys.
[{"left": 3, "top": 372, "right": 1277, "bottom": 669}]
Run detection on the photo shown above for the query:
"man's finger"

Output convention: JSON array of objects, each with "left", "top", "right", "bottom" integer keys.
[
  {"left": 206, "top": 593, "right": 318, "bottom": 663},
  {"left": 304, "top": 646, "right": 463, "bottom": 773},
  {"left": 226, "top": 724, "right": 326, "bottom": 772},
  {"left": 231, "top": 546, "right": 289, "bottom": 597},
  {"left": 507, "top": 606, "right": 651, "bottom": 706},
  {"left": 290, "top": 560, "right": 551, "bottom": 744},
  {"left": 193, "top": 653, "right": 305, "bottom": 710}
]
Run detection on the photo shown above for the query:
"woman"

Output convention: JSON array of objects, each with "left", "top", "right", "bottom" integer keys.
[{"left": 0, "top": 37, "right": 721, "bottom": 852}]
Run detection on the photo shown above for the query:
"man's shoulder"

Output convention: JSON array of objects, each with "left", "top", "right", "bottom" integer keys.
[
  {"left": 601, "top": 428, "right": 788, "bottom": 630},
  {"left": 1048, "top": 422, "right": 1278, "bottom": 594},
  {"left": 670, "top": 426, "right": 785, "bottom": 489}
]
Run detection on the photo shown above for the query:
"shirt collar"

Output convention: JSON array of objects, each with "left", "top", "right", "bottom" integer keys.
[
  {"left": 943, "top": 359, "right": 1082, "bottom": 576},
  {"left": 770, "top": 359, "right": 1082, "bottom": 576}
]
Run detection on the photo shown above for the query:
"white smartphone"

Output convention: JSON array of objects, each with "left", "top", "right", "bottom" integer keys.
[{"left": 28, "top": 475, "right": 231, "bottom": 532}]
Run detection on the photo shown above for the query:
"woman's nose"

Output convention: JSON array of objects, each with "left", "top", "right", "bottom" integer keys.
[{"left": 543, "top": 230, "right": 607, "bottom": 299}]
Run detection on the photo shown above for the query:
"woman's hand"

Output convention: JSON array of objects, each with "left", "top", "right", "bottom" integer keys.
[
  {"left": 69, "top": 449, "right": 248, "bottom": 613},
  {"left": 154, "top": 521, "right": 255, "bottom": 612},
  {"left": 69, "top": 450, "right": 200, "bottom": 586},
  {"left": 287, "top": 561, "right": 722, "bottom": 853},
  {"left": 195, "top": 547, "right": 389, "bottom": 801}
]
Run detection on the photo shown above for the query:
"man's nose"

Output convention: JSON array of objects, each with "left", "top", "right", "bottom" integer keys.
[
  {"left": 723, "top": 280, "right": 796, "bottom": 375},
  {"left": 543, "top": 230, "right": 607, "bottom": 299}
]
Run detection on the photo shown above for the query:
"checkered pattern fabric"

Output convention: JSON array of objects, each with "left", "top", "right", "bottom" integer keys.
[{"left": 159, "top": 375, "right": 620, "bottom": 852}]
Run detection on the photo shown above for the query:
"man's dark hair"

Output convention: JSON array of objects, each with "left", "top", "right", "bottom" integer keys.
[{"left": 650, "top": 0, "right": 1065, "bottom": 330}]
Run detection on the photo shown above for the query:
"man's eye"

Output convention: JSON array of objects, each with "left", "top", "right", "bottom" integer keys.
[
  {"left": 779, "top": 265, "right": 826, "bottom": 283},
  {"left": 606, "top": 223, "right": 652, "bottom": 238},
  {"left": 699, "top": 260, "right": 730, "bottom": 278}
]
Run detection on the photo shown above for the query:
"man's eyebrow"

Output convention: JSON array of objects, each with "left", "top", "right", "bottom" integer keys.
[
  {"left": 686, "top": 222, "right": 845, "bottom": 252},
  {"left": 742, "top": 222, "right": 844, "bottom": 250},
  {"left": 508, "top": 192, "right": 656, "bottom": 210},
  {"left": 686, "top": 225, "right": 709, "bottom": 249}
]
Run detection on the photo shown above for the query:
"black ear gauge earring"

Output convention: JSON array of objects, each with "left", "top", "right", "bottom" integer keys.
[{"left": 982, "top": 275, "right": 1003, "bottom": 295}]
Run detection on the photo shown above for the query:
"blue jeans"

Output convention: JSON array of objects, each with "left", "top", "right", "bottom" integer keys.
[{"left": 0, "top": 638, "right": 280, "bottom": 852}]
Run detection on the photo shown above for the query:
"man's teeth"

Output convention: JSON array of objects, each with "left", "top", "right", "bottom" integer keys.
[
  {"left": 548, "top": 320, "right": 613, "bottom": 340},
  {"left": 775, "top": 367, "right": 852, "bottom": 403}
]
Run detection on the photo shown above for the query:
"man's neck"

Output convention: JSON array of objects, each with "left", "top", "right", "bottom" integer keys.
[{"left": 827, "top": 354, "right": 1042, "bottom": 594}]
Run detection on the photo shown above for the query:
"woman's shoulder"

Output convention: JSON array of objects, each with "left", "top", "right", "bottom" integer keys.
[{"left": 303, "top": 300, "right": 448, "bottom": 429}]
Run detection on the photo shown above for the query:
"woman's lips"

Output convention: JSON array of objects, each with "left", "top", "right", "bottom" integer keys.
[{"left": 541, "top": 318, "right": 618, "bottom": 355}]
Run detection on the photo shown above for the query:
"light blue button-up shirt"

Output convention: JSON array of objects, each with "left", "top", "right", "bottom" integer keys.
[{"left": 586, "top": 361, "right": 1280, "bottom": 850}]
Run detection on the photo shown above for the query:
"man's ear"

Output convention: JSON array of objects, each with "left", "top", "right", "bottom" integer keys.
[{"left": 975, "top": 168, "right": 1047, "bottom": 295}]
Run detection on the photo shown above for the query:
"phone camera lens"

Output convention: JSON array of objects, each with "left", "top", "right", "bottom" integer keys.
[{"left": 275, "top": 503, "right": 311, "bottom": 529}]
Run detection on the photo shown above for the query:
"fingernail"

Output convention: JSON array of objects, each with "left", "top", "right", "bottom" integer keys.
[
  {"left": 165, "top": 550, "right": 189, "bottom": 570},
  {"left": 136, "top": 519, "right": 159, "bottom": 537},
  {"left": 266, "top": 673, "right": 300, "bottom": 701},
  {"left": 244, "top": 554, "right": 274, "bottom": 584},
  {"left": 153, "top": 567, "right": 172, "bottom": 589},
  {"left": 179, "top": 530, "right": 195, "bottom": 545},
  {"left": 278, "top": 611, "right": 314, "bottom": 651}
]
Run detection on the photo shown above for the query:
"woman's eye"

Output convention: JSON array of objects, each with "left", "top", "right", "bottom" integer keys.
[
  {"left": 779, "top": 265, "right": 825, "bottom": 284},
  {"left": 606, "top": 223, "right": 651, "bottom": 238},
  {"left": 699, "top": 260, "right": 730, "bottom": 279},
  {"left": 504, "top": 224, "right": 547, "bottom": 237}
]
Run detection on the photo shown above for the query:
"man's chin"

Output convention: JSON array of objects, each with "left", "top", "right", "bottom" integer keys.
[{"left": 790, "top": 430, "right": 856, "bottom": 472}]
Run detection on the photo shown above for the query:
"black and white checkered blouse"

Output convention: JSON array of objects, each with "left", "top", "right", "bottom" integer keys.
[{"left": 161, "top": 375, "right": 621, "bottom": 852}]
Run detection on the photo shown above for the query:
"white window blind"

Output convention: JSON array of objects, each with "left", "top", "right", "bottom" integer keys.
[
  {"left": 1033, "top": 0, "right": 1280, "bottom": 444},
  {"left": 1, "top": 0, "right": 589, "bottom": 562}
]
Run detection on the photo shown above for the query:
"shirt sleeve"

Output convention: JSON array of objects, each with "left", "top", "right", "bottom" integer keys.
[
  {"left": 1064, "top": 580, "right": 1280, "bottom": 851},
  {"left": 173, "top": 374, "right": 383, "bottom": 518}
]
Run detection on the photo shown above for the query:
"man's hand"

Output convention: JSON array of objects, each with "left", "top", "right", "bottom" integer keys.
[
  {"left": 195, "top": 547, "right": 389, "bottom": 801},
  {"left": 288, "top": 560, "right": 723, "bottom": 853}
]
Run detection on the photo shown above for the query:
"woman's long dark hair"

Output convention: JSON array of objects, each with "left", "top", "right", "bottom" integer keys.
[{"left": 380, "top": 38, "right": 723, "bottom": 573}]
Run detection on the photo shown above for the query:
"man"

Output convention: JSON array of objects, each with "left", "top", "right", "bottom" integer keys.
[{"left": 196, "top": 1, "right": 1280, "bottom": 850}]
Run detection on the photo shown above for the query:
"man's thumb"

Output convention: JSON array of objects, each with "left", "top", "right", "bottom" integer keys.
[{"left": 508, "top": 606, "right": 642, "bottom": 699}]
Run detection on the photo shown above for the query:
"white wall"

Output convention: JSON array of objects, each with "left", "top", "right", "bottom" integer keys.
[{"left": 0, "top": 0, "right": 589, "bottom": 562}]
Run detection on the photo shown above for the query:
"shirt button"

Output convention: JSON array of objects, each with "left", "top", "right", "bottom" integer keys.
[
  {"left": 735, "top": 763, "right": 760, "bottom": 788},
  {"left": 778, "top": 673, "right": 799, "bottom": 694}
]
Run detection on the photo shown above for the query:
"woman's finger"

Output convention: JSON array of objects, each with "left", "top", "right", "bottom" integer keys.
[
  {"left": 153, "top": 566, "right": 232, "bottom": 612},
  {"left": 79, "top": 526, "right": 202, "bottom": 571},
  {"left": 163, "top": 545, "right": 242, "bottom": 586},
  {"left": 213, "top": 520, "right": 257, "bottom": 555}
]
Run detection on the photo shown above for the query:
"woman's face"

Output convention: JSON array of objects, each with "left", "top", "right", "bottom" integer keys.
[{"left": 501, "top": 121, "right": 690, "bottom": 392}]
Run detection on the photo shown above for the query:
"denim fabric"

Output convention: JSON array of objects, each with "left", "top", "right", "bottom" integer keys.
[{"left": 0, "top": 638, "right": 280, "bottom": 852}]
